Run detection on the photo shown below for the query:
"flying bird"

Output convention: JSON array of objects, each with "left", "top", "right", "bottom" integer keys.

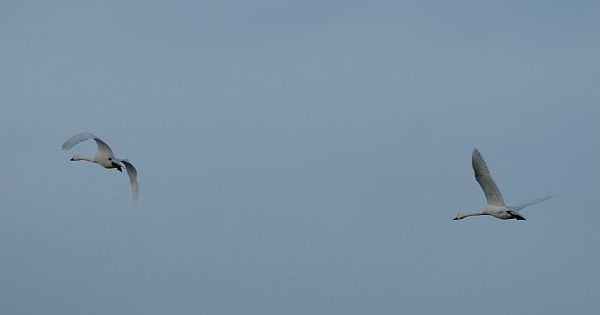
[
  {"left": 453, "top": 148, "right": 552, "bottom": 221},
  {"left": 62, "top": 132, "right": 139, "bottom": 203}
]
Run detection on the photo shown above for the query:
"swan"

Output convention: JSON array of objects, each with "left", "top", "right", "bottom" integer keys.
[
  {"left": 453, "top": 148, "right": 552, "bottom": 221},
  {"left": 62, "top": 132, "right": 139, "bottom": 203}
]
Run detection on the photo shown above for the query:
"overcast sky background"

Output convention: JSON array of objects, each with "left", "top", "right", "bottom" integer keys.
[{"left": 1, "top": 1, "right": 599, "bottom": 314}]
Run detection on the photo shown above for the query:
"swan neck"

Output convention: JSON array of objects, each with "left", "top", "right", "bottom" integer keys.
[
  {"left": 462, "top": 210, "right": 487, "bottom": 218},
  {"left": 75, "top": 156, "right": 95, "bottom": 162}
]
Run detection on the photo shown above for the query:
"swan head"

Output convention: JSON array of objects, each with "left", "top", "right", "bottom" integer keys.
[
  {"left": 70, "top": 154, "right": 80, "bottom": 161},
  {"left": 453, "top": 213, "right": 465, "bottom": 220}
]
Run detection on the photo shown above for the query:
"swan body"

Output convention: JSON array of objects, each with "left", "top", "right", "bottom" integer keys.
[
  {"left": 453, "top": 148, "right": 552, "bottom": 221},
  {"left": 62, "top": 132, "right": 139, "bottom": 203}
]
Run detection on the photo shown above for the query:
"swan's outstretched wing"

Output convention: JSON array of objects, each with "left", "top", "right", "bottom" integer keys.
[
  {"left": 62, "top": 132, "right": 114, "bottom": 156},
  {"left": 472, "top": 148, "right": 505, "bottom": 206},
  {"left": 92, "top": 138, "right": 115, "bottom": 156},
  {"left": 121, "top": 159, "right": 139, "bottom": 203},
  {"left": 62, "top": 132, "right": 97, "bottom": 150},
  {"left": 508, "top": 194, "right": 554, "bottom": 211}
]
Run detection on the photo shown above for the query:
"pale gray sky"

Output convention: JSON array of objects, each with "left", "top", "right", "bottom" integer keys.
[{"left": 1, "top": 1, "right": 599, "bottom": 314}]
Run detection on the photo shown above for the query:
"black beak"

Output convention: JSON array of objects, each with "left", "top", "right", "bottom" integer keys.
[
  {"left": 70, "top": 158, "right": 75, "bottom": 161},
  {"left": 452, "top": 217, "right": 458, "bottom": 220}
]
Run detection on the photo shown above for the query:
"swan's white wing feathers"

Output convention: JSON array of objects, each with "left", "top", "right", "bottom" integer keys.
[
  {"left": 121, "top": 159, "right": 139, "bottom": 203},
  {"left": 61, "top": 132, "right": 115, "bottom": 156},
  {"left": 93, "top": 138, "right": 115, "bottom": 156},
  {"left": 472, "top": 148, "right": 505, "bottom": 206},
  {"left": 508, "top": 194, "right": 554, "bottom": 211},
  {"left": 61, "top": 132, "right": 97, "bottom": 150}
]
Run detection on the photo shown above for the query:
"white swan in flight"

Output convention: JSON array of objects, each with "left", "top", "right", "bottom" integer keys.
[
  {"left": 62, "top": 132, "right": 139, "bottom": 203},
  {"left": 453, "top": 148, "right": 552, "bottom": 221}
]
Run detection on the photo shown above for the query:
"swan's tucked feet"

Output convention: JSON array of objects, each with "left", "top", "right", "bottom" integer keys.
[{"left": 509, "top": 211, "right": 526, "bottom": 220}]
